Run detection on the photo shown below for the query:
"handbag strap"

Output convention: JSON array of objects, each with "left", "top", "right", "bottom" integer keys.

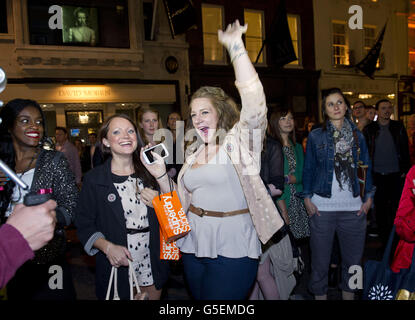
[
  {"left": 105, "top": 266, "right": 115, "bottom": 300},
  {"left": 352, "top": 130, "right": 361, "bottom": 161},
  {"left": 381, "top": 225, "right": 397, "bottom": 265},
  {"left": 409, "top": 245, "right": 415, "bottom": 273},
  {"left": 113, "top": 267, "right": 119, "bottom": 299},
  {"left": 128, "top": 260, "right": 142, "bottom": 300},
  {"left": 105, "top": 266, "right": 120, "bottom": 300}
]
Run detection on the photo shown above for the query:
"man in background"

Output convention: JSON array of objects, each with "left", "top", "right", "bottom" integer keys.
[
  {"left": 55, "top": 127, "right": 82, "bottom": 187},
  {"left": 363, "top": 99, "right": 411, "bottom": 248}
]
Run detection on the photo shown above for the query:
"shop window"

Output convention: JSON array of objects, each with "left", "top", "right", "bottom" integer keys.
[
  {"left": 332, "top": 21, "right": 349, "bottom": 66},
  {"left": 202, "top": 4, "right": 225, "bottom": 63},
  {"left": 143, "top": 0, "right": 153, "bottom": 41},
  {"left": 27, "top": 0, "right": 130, "bottom": 48},
  {"left": 244, "top": 10, "right": 265, "bottom": 64},
  {"left": 409, "top": 21, "right": 415, "bottom": 74}
]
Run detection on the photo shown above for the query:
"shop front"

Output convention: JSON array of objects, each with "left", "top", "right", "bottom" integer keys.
[{"left": 0, "top": 80, "right": 179, "bottom": 143}]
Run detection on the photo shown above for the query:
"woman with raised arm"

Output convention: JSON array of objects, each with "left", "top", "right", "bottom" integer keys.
[
  {"left": 302, "top": 88, "right": 374, "bottom": 300},
  {"left": 140, "top": 20, "right": 285, "bottom": 300}
]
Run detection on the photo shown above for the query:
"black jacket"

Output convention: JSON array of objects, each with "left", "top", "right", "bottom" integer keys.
[
  {"left": 260, "top": 135, "right": 284, "bottom": 195},
  {"left": 74, "top": 158, "right": 169, "bottom": 300},
  {"left": 362, "top": 120, "right": 411, "bottom": 175}
]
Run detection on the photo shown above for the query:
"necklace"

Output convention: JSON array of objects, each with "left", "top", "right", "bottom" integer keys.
[{"left": 12, "top": 148, "right": 39, "bottom": 204}]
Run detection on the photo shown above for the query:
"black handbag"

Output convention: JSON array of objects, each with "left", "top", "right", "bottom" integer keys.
[
  {"left": 32, "top": 227, "right": 66, "bottom": 264},
  {"left": 363, "top": 226, "right": 415, "bottom": 300},
  {"left": 31, "top": 152, "right": 67, "bottom": 264},
  {"left": 353, "top": 130, "right": 368, "bottom": 199}
]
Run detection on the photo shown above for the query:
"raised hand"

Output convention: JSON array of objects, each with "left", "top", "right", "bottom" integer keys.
[
  {"left": 140, "top": 144, "right": 167, "bottom": 179},
  {"left": 218, "top": 20, "right": 248, "bottom": 63}
]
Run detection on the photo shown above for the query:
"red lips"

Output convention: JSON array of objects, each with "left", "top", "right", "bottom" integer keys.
[{"left": 25, "top": 131, "right": 40, "bottom": 139}]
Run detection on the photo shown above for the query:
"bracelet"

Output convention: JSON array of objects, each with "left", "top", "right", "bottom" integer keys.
[
  {"left": 230, "top": 50, "right": 248, "bottom": 64},
  {"left": 105, "top": 243, "right": 111, "bottom": 256},
  {"left": 156, "top": 171, "right": 167, "bottom": 180}
]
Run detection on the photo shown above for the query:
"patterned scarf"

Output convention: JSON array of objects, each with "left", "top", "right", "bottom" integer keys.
[{"left": 330, "top": 120, "right": 355, "bottom": 192}]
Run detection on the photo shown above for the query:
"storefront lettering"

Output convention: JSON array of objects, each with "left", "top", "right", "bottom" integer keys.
[{"left": 58, "top": 88, "right": 111, "bottom": 98}]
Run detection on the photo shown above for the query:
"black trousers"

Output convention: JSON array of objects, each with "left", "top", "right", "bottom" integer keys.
[{"left": 373, "top": 172, "right": 403, "bottom": 248}]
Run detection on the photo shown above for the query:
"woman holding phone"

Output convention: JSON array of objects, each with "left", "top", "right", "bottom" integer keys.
[
  {"left": 140, "top": 20, "right": 285, "bottom": 300},
  {"left": 75, "top": 114, "right": 169, "bottom": 300}
]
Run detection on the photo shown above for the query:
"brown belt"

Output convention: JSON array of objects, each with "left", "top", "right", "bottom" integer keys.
[{"left": 189, "top": 204, "right": 249, "bottom": 218}]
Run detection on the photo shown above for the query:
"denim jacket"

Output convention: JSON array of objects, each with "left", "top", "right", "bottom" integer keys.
[{"left": 301, "top": 118, "right": 375, "bottom": 202}]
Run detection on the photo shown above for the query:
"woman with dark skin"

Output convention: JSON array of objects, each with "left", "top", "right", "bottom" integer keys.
[{"left": 0, "top": 98, "right": 77, "bottom": 299}]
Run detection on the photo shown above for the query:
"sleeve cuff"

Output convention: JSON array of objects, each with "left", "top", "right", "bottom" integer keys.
[
  {"left": 84, "top": 232, "right": 105, "bottom": 256},
  {"left": 1, "top": 224, "right": 34, "bottom": 265},
  {"left": 234, "top": 73, "right": 260, "bottom": 90}
]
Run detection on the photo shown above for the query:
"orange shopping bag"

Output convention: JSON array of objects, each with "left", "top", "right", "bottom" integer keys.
[
  {"left": 152, "top": 189, "right": 191, "bottom": 243},
  {"left": 159, "top": 229, "right": 181, "bottom": 260}
]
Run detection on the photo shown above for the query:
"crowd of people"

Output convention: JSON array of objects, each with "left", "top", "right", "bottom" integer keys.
[{"left": 0, "top": 20, "right": 414, "bottom": 301}]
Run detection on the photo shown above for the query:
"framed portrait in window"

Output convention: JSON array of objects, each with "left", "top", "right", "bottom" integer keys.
[{"left": 62, "top": 6, "right": 99, "bottom": 46}]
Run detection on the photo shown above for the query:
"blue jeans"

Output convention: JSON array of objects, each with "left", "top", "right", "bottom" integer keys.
[
  {"left": 308, "top": 211, "right": 366, "bottom": 295},
  {"left": 181, "top": 253, "right": 259, "bottom": 300}
]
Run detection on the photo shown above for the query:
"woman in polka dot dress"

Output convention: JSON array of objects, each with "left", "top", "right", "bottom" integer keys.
[{"left": 75, "top": 114, "right": 169, "bottom": 300}]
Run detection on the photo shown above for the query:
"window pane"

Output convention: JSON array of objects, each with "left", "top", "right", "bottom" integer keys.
[
  {"left": 203, "top": 34, "right": 223, "bottom": 61},
  {"left": 287, "top": 16, "right": 297, "bottom": 41},
  {"left": 0, "top": 0, "right": 7, "bottom": 33},
  {"left": 332, "top": 22, "right": 349, "bottom": 65},
  {"left": 202, "top": 7, "right": 222, "bottom": 33},
  {"left": 202, "top": 5, "right": 224, "bottom": 62},
  {"left": 246, "top": 38, "right": 263, "bottom": 63},
  {"left": 333, "top": 23, "right": 345, "bottom": 34},
  {"left": 287, "top": 15, "right": 299, "bottom": 65},
  {"left": 27, "top": 0, "right": 130, "bottom": 48},
  {"left": 244, "top": 10, "right": 264, "bottom": 63},
  {"left": 245, "top": 11, "right": 262, "bottom": 37}
]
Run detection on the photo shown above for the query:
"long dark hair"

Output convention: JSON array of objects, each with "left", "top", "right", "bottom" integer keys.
[
  {"left": 98, "top": 114, "right": 158, "bottom": 190},
  {"left": 321, "top": 88, "right": 352, "bottom": 130},
  {"left": 268, "top": 109, "right": 296, "bottom": 146},
  {"left": 0, "top": 99, "right": 47, "bottom": 218}
]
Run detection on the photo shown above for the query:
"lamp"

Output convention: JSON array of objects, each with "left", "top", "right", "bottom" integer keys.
[{"left": 79, "top": 112, "right": 89, "bottom": 124}]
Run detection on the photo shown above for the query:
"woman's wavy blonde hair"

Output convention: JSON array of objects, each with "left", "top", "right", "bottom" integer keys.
[{"left": 185, "top": 86, "right": 240, "bottom": 152}]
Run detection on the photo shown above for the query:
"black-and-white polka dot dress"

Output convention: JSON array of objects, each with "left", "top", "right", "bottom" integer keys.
[{"left": 113, "top": 174, "right": 153, "bottom": 287}]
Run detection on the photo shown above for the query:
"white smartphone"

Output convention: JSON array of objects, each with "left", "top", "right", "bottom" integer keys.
[{"left": 143, "top": 143, "right": 169, "bottom": 165}]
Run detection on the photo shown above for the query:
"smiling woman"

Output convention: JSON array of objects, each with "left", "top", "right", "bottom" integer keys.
[
  {"left": 139, "top": 20, "right": 286, "bottom": 300},
  {"left": 0, "top": 98, "right": 78, "bottom": 300},
  {"left": 74, "top": 113, "right": 170, "bottom": 300}
]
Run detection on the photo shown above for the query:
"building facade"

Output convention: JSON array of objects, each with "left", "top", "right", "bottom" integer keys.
[
  {"left": 313, "top": 0, "right": 409, "bottom": 122},
  {"left": 185, "top": 0, "right": 320, "bottom": 129},
  {"left": 0, "top": 0, "right": 190, "bottom": 140}
]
